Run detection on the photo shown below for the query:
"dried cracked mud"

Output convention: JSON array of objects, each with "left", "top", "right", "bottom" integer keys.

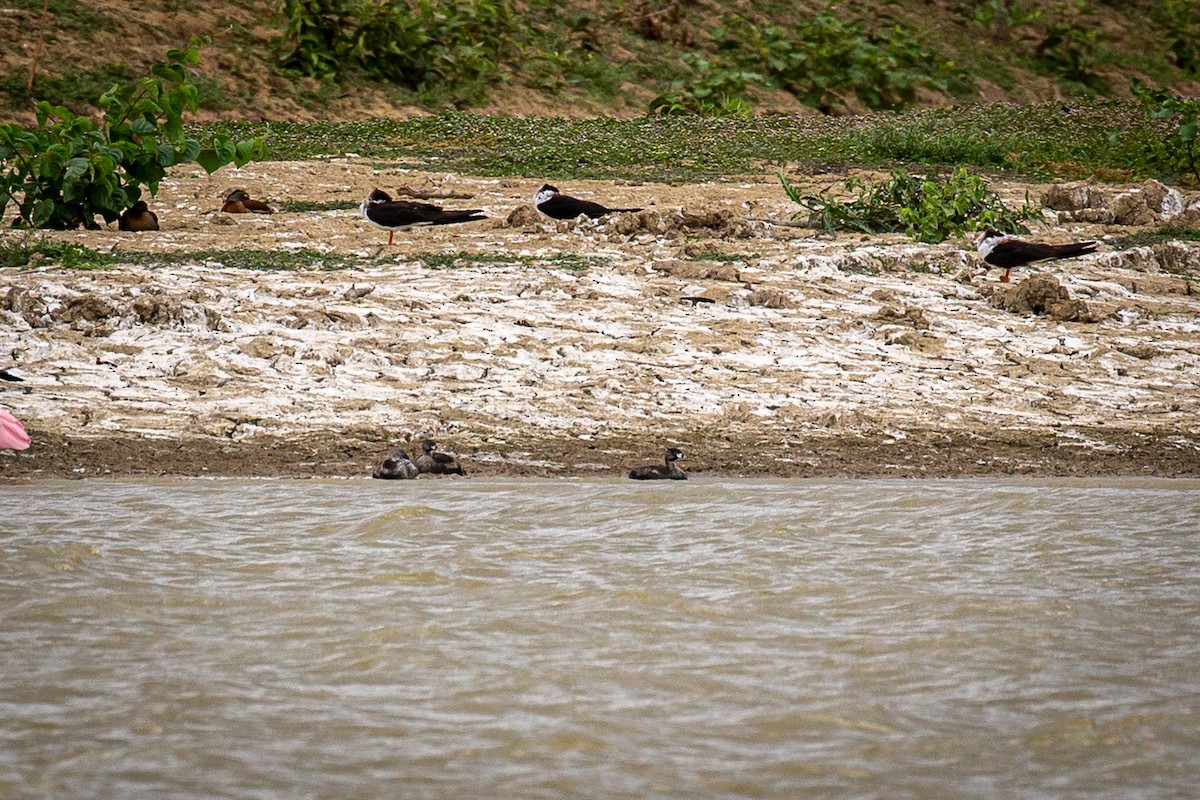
[{"left": 3, "top": 161, "right": 1199, "bottom": 480}]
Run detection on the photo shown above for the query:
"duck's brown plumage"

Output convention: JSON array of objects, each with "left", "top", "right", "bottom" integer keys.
[
  {"left": 119, "top": 201, "right": 158, "bottom": 232},
  {"left": 221, "top": 188, "right": 275, "bottom": 214},
  {"left": 415, "top": 440, "right": 466, "bottom": 476},
  {"left": 372, "top": 450, "right": 419, "bottom": 480}
]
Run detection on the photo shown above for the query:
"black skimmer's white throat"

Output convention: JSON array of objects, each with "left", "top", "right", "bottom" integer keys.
[
  {"left": 360, "top": 189, "right": 486, "bottom": 245},
  {"left": 976, "top": 229, "right": 1098, "bottom": 282},
  {"left": 118, "top": 201, "right": 159, "bottom": 232},
  {"left": 533, "top": 184, "right": 643, "bottom": 220}
]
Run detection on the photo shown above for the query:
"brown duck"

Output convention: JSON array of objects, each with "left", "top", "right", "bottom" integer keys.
[
  {"left": 221, "top": 188, "right": 275, "bottom": 214},
  {"left": 415, "top": 440, "right": 466, "bottom": 476},
  {"left": 118, "top": 201, "right": 159, "bottom": 231}
]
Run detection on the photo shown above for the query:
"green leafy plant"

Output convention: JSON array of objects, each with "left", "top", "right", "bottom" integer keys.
[
  {"left": 276, "top": 0, "right": 359, "bottom": 79},
  {"left": 1130, "top": 82, "right": 1199, "bottom": 185},
  {"left": 1033, "top": 20, "right": 1104, "bottom": 92},
  {"left": 275, "top": 0, "right": 517, "bottom": 106},
  {"left": 649, "top": 54, "right": 759, "bottom": 117},
  {"left": 0, "top": 238, "right": 115, "bottom": 269},
  {"left": 0, "top": 38, "right": 266, "bottom": 229},
  {"left": 782, "top": 167, "right": 1039, "bottom": 242},
  {"left": 1149, "top": 0, "right": 1200, "bottom": 77},
  {"left": 724, "top": 9, "right": 961, "bottom": 113},
  {"left": 0, "top": 63, "right": 136, "bottom": 111},
  {"left": 972, "top": 0, "right": 1043, "bottom": 33}
]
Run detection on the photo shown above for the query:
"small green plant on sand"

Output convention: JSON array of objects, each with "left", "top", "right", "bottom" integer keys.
[
  {"left": 0, "top": 237, "right": 115, "bottom": 269},
  {"left": 782, "top": 167, "right": 1039, "bottom": 243},
  {"left": 0, "top": 38, "right": 265, "bottom": 229}
]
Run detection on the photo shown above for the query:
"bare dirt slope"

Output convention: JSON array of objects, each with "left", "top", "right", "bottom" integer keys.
[
  {"left": 3, "top": 0, "right": 1198, "bottom": 125},
  {"left": 2, "top": 162, "right": 1200, "bottom": 479}
]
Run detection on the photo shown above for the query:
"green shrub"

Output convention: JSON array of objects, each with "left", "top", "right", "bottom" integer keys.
[
  {"left": 1033, "top": 20, "right": 1104, "bottom": 92},
  {"left": 1129, "top": 82, "right": 1199, "bottom": 185},
  {"left": 971, "top": 0, "right": 1043, "bottom": 33},
  {"left": 276, "top": 0, "right": 359, "bottom": 79},
  {"left": 0, "top": 63, "right": 135, "bottom": 111},
  {"left": 648, "top": 55, "right": 758, "bottom": 118},
  {"left": 0, "top": 38, "right": 266, "bottom": 229},
  {"left": 724, "top": 8, "right": 961, "bottom": 113},
  {"left": 275, "top": 0, "right": 518, "bottom": 105},
  {"left": 1152, "top": 0, "right": 1200, "bottom": 77},
  {"left": 782, "top": 167, "right": 1039, "bottom": 242}
]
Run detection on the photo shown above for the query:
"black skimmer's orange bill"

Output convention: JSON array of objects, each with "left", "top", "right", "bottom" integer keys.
[
  {"left": 118, "top": 201, "right": 159, "bottom": 231},
  {"left": 360, "top": 189, "right": 486, "bottom": 245},
  {"left": 372, "top": 450, "right": 419, "bottom": 479},
  {"left": 415, "top": 440, "right": 466, "bottom": 476},
  {"left": 221, "top": 188, "right": 275, "bottom": 214},
  {"left": 533, "top": 184, "right": 643, "bottom": 220},
  {"left": 628, "top": 448, "right": 687, "bottom": 480},
  {"left": 976, "top": 229, "right": 1098, "bottom": 283}
]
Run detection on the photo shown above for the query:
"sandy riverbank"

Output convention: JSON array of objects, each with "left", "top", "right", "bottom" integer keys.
[{"left": 3, "top": 161, "right": 1199, "bottom": 479}]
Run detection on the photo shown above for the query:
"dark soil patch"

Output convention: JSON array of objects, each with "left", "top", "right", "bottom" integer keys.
[{"left": 5, "top": 427, "right": 1198, "bottom": 481}]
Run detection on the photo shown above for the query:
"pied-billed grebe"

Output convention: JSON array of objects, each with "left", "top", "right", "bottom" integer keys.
[
  {"left": 118, "top": 201, "right": 159, "bottom": 231},
  {"left": 533, "top": 184, "right": 642, "bottom": 220},
  {"left": 415, "top": 440, "right": 466, "bottom": 476},
  {"left": 360, "top": 189, "right": 486, "bottom": 245},
  {"left": 372, "top": 450, "right": 418, "bottom": 480},
  {"left": 628, "top": 447, "right": 686, "bottom": 480},
  {"left": 976, "top": 229, "right": 1097, "bottom": 283}
]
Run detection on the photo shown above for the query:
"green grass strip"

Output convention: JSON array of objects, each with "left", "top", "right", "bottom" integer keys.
[{"left": 202, "top": 102, "right": 1183, "bottom": 184}]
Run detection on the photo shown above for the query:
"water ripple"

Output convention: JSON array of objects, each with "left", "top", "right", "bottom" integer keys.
[{"left": 1, "top": 477, "right": 1198, "bottom": 799}]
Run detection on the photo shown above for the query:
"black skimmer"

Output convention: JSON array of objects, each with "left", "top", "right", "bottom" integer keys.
[
  {"left": 372, "top": 450, "right": 419, "bottom": 479},
  {"left": 533, "top": 184, "right": 643, "bottom": 220},
  {"left": 0, "top": 368, "right": 22, "bottom": 382},
  {"left": 118, "top": 201, "right": 158, "bottom": 231},
  {"left": 360, "top": 189, "right": 486, "bottom": 245},
  {"left": 628, "top": 448, "right": 687, "bottom": 480},
  {"left": 415, "top": 440, "right": 466, "bottom": 476},
  {"left": 976, "top": 229, "right": 1098, "bottom": 283},
  {"left": 221, "top": 188, "right": 275, "bottom": 214}
]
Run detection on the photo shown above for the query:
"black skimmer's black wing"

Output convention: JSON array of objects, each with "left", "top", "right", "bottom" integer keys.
[
  {"left": 119, "top": 201, "right": 159, "bottom": 231},
  {"left": 977, "top": 229, "right": 1097, "bottom": 282},
  {"left": 361, "top": 189, "right": 486, "bottom": 244},
  {"left": 534, "top": 184, "right": 642, "bottom": 220},
  {"left": 0, "top": 368, "right": 23, "bottom": 382}
]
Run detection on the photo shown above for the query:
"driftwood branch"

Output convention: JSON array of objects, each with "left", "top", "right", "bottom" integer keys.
[{"left": 393, "top": 184, "right": 475, "bottom": 200}]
